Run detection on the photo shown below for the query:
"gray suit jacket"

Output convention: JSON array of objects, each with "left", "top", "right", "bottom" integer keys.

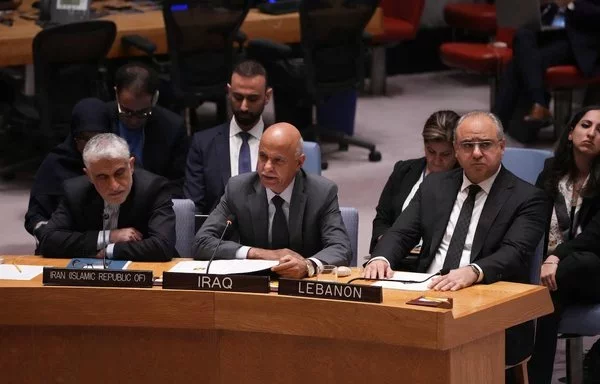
[{"left": 193, "top": 170, "right": 352, "bottom": 266}]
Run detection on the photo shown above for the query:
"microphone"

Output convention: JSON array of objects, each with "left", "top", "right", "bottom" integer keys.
[
  {"left": 102, "top": 211, "right": 109, "bottom": 269},
  {"left": 347, "top": 268, "right": 450, "bottom": 285},
  {"left": 206, "top": 215, "right": 236, "bottom": 274}
]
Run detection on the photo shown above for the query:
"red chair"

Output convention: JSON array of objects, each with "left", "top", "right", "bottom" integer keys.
[
  {"left": 444, "top": 3, "right": 496, "bottom": 35},
  {"left": 369, "top": 0, "right": 425, "bottom": 94},
  {"left": 545, "top": 66, "right": 600, "bottom": 136},
  {"left": 439, "top": 28, "right": 514, "bottom": 109}
]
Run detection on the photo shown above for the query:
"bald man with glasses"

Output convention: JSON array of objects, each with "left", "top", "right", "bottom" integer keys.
[{"left": 365, "top": 111, "right": 547, "bottom": 371}]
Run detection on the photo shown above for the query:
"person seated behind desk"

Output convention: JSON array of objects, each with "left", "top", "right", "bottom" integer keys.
[
  {"left": 24, "top": 98, "right": 111, "bottom": 247},
  {"left": 370, "top": 110, "right": 460, "bottom": 254},
  {"left": 528, "top": 106, "right": 600, "bottom": 383},
  {"left": 193, "top": 123, "right": 352, "bottom": 278},
  {"left": 364, "top": 111, "right": 547, "bottom": 369},
  {"left": 184, "top": 59, "right": 272, "bottom": 214},
  {"left": 108, "top": 62, "right": 189, "bottom": 197},
  {"left": 39, "top": 133, "right": 177, "bottom": 262}
]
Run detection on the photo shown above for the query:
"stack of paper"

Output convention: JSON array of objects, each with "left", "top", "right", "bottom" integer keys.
[
  {"left": 169, "top": 259, "right": 279, "bottom": 275},
  {"left": 0, "top": 265, "right": 45, "bottom": 281},
  {"left": 372, "top": 271, "right": 434, "bottom": 291}
]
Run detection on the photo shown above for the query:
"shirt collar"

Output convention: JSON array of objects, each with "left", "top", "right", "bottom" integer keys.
[
  {"left": 266, "top": 178, "right": 295, "bottom": 205},
  {"left": 460, "top": 164, "right": 502, "bottom": 195},
  {"left": 229, "top": 116, "right": 264, "bottom": 140}
]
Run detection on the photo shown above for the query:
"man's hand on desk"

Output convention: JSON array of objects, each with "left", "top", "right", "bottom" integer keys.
[
  {"left": 110, "top": 228, "right": 143, "bottom": 243},
  {"left": 95, "top": 249, "right": 106, "bottom": 259},
  {"left": 428, "top": 266, "right": 478, "bottom": 292},
  {"left": 271, "top": 254, "right": 308, "bottom": 279},
  {"left": 363, "top": 259, "right": 393, "bottom": 279}
]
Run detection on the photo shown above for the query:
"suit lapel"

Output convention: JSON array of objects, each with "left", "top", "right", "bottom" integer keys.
[
  {"left": 216, "top": 124, "right": 231, "bottom": 188},
  {"left": 248, "top": 178, "right": 269, "bottom": 248},
  {"left": 289, "top": 172, "right": 306, "bottom": 252},
  {"left": 471, "top": 168, "right": 513, "bottom": 261},
  {"left": 398, "top": 158, "right": 426, "bottom": 207},
  {"left": 429, "top": 171, "right": 462, "bottom": 259}
]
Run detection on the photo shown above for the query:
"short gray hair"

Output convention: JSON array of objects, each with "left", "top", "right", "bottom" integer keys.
[
  {"left": 295, "top": 137, "right": 304, "bottom": 158},
  {"left": 455, "top": 111, "right": 505, "bottom": 141},
  {"left": 83, "top": 133, "right": 131, "bottom": 167}
]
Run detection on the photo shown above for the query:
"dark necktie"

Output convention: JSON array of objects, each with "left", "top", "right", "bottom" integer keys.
[
  {"left": 271, "top": 195, "right": 289, "bottom": 249},
  {"left": 238, "top": 131, "right": 251, "bottom": 174},
  {"left": 442, "top": 184, "right": 482, "bottom": 270}
]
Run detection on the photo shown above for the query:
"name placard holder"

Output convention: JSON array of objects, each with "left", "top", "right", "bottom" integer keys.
[
  {"left": 42, "top": 267, "right": 153, "bottom": 288},
  {"left": 162, "top": 272, "right": 270, "bottom": 293},
  {"left": 278, "top": 279, "right": 383, "bottom": 303}
]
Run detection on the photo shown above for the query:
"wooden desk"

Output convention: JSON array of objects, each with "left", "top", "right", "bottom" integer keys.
[
  {"left": 0, "top": 255, "right": 552, "bottom": 384},
  {"left": 0, "top": 5, "right": 384, "bottom": 67}
]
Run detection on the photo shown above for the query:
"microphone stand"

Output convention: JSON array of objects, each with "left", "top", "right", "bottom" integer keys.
[
  {"left": 102, "top": 212, "right": 109, "bottom": 269},
  {"left": 206, "top": 219, "right": 233, "bottom": 274}
]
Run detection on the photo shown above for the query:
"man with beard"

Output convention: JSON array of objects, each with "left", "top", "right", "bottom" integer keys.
[
  {"left": 184, "top": 60, "right": 273, "bottom": 213},
  {"left": 108, "top": 62, "right": 189, "bottom": 197}
]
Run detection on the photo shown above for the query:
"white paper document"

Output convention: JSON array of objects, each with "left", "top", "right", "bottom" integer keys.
[
  {"left": 372, "top": 271, "right": 435, "bottom": 291},
  {"left": 169, "top": 260, "right": 279, "bottom": 275},
  {"left": 0, "top": 265, "right": 45, "bottom": 281}
]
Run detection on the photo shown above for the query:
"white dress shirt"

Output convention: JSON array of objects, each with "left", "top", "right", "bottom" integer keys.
[
  {"left": 229, "top": 117, "right": 264, "bottom": 177},
  {"left": 234, "top": 180, "right": 324, "bottom": 272},
  {"left": 425, "top": 166, "right": 501, "bottom": 279},
  {"left": 371, "top": 166, "right": 503, "bottom": 282},
  {"left": 401, "top": 169, "right": 426, "bottom": 212}
]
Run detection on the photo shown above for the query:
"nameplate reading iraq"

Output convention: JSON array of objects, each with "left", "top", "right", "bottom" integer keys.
[
  {"left": 278, "top": 279, "right": 383, "bottom": 303},
  {"left": 42, "top": 267, "right": 153, "bottom": 288},
  {"left": 162, "top": 272, "right": 270, "bottom": 293}
]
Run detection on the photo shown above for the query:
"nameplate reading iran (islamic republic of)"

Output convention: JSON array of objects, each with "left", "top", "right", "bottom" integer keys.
[{"left": 42, "top": 267, "right": 153, "bottom": 288}]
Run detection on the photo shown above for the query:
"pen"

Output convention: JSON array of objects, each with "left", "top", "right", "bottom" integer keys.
[
  {"left": 421, "top": 296, "right": 448, "bottom": 303},
  {"left": 13, "top": 262, "right": 22, "bottom": 273}
]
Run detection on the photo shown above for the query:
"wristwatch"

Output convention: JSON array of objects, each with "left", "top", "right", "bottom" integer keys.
[
  {"left": 305, "top": 259, "right": 315, "bottom": 277},
  {"left": 468, "top": 264, "right": 481, "bottom": 280}
]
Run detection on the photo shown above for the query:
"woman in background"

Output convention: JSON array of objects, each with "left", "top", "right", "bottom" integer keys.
[
  {"left": 370, "top": 110, "right": 460, "bottom": 253},
  {"left": 529, "top": 106, "right": 600, "bottom": 383}
]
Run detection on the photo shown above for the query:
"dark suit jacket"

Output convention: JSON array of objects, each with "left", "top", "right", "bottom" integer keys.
[
  {"left": 193, "top": 170, "right": 352, "bottom": 266},
  {"left": 536, "top": 158, "right": 600, "bottom": 259},
  {"left": 107, "top": 101, "right": 189, "bottom": 197},
  {"left": 372, "top": 167, "right": 547, "bottom": 365},
  {"left": 39, "top": 169, "right": 178, "bottom": 262},
  {"left": 566, "top": 0, "right": 600, "bottom": 76},
  {"left": 183, "top": 123, "right": 230, "bottom": 214},
  {"left": 370, "top": 157, "right": 426, "bottom": 252}
]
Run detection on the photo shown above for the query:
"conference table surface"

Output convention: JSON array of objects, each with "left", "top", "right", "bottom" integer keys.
[
  {"left": 0, "top": 2, "right": 385, "bottom": 67},
  {"left": 0, "top": 255, "right": 552, "bottom": 383}
]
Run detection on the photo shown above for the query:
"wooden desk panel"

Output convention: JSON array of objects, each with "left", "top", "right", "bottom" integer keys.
[
  {"left": 0, "top": 256, "right": 552, "bottom": 384},
  {"left": 0, "top": 6, "right": 384, "bottom": 67}
]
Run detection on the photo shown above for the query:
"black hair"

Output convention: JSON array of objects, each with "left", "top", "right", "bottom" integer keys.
[{"left": 114, "top": 62, "right": 160, "bottom": 95}]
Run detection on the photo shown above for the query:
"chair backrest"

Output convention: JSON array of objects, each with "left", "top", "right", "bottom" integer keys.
[
  {"left": 172, "top": 198, "right": 196, "bottom": 257},
  {"left": 530, "top": 235, "right": 545, "bottom": 284},
  {"left": 162, "top": 0, "right": 250, "bottom": 100},
  {"left": 32, "top": 20, "right": 116, "bottom": 135},
  {"left": 340, "top": 206, "right": 359, "bottom": 267},
  {"left": 380, "top": 0, "right": 424, "bottom": 29},
  {"left": 502, "top": 147, "right": 553, "bottom": 185},
  {"left": 299, "top": 0, "right": 378, "bottom": 98},
  {"left": 302, "top": 141, "right": 321, "bottom": 175}
]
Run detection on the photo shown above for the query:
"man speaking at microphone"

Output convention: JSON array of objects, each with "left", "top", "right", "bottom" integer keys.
[
  {"left": 193, "top": 123, "right": 352, "bottom": 278},
  {"left": 364, "top": 111, "right": 547, "bottom": 370},
  {"left": 39, "top": 133, "right": 177, "bottom": 262}
]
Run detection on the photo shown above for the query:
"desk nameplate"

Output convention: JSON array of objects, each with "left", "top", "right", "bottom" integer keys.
[
  {"left": 162, "top": 272, "right": 270, "bottom": 293},
  {"left": 278, "top": 279, "right": 383, "bottom": 303},
  {"left": 42, "top": 267, "right": 153, "bottom": 288}
]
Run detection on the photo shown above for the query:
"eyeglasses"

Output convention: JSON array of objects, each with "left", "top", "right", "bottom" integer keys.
[
  {"left": 71, "top": 259, "right": 111, "bottom": 269},
  {"left": 457, "top": 140, "right": 501, "bottom": 153},
  {"left": 116, "top": 100, "right": 153, "bottom": 119}
]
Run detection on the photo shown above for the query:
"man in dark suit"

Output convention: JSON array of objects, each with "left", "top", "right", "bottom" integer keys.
[
  {"left": 39, "top": 133, "right": 177, "bottom": 262},
  {"left": 184, "top": 60, "right": 272, "bottom": 213},
  {"left": 494, "top": 0, "right": 600, "bottom": 142},
  {"left": 193, "top": 123, "right": 351, "bottom": 278},
  {"left": 108, "top": 62, "right": 189, "bottom": 197},
  {"left": 365, "top": 111, "right": 547, "bottom": 367}
]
